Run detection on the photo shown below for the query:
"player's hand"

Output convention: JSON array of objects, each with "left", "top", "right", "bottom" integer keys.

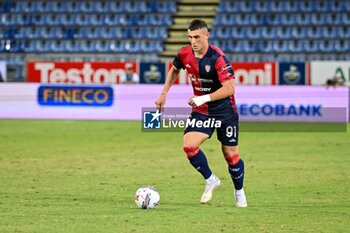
[
  {"left": 155, "top": 94, "right": 166, "bottom": 112},
  {"left": 188, "top": 95, "right": 211, "bottom": 108},
  {"left": 188, "top": 95, "right": 198, "bottom": 107}
]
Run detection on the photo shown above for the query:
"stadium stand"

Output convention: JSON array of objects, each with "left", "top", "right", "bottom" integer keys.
[
  {"left": 211, "top": 0, "right": 350, "bottom": 62},
  {"left": 0, "top": 0, "right": 349, "bottom": 81},
  {"left": 0, "top": 0, "right": 177, "bottom": 81}
]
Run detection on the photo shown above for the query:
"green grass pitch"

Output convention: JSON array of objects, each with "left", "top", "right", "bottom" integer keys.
[{"left": 0, "top": 120, "right": 349, "bottom": 233}]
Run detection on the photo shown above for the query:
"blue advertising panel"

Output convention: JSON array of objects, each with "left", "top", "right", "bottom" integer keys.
[
  {"left": 278, "top": 62, "right": 306, "bottom": 85},
  {"left": 139, "top": 62, "right": 166, "bottom": 84},
  {"left": 38, "top": 85, "right": 113, "bottom": 106}
]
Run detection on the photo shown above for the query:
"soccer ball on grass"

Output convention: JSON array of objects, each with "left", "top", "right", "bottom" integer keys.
[{"left": 134, "top": 186, "right": 160, "bottom": 209}]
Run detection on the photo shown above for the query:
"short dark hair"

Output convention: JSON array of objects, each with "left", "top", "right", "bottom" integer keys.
[{"left": 188, "top": 19, "right": 208, "bottom": 31}]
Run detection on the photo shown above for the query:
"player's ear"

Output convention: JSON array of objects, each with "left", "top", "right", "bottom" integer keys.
[{"left": 205, "top": 31, "right": 210, "bottom": 39}]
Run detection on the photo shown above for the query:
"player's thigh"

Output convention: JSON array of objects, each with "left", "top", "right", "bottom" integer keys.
[
  {"left": 183, "top": 131, "right": 209, "bottom": 148},
  {"left": 216, "top": 118, "right": 239, "bottom": 147},
  {"left": 183, "top": 112, "right": 215, "bottom": 148}
]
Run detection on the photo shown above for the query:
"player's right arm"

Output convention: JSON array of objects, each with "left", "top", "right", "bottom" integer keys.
[{"left": 155, "top": 66, "right": 180, "bottom": 112}]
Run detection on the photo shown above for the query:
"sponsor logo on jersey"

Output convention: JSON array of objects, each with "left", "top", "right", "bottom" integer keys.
[{"left": 195, "top": 87, "right": 211, "bottom": 92}]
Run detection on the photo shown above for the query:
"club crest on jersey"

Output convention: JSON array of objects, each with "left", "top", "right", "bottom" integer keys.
[{"left": 205, "top": 65, "right": 211, "bottom": 72}]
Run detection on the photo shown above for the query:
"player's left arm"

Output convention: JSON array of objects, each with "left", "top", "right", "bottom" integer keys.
[{"left": 209, "top": 79, "right": 235, "bottom": 101}]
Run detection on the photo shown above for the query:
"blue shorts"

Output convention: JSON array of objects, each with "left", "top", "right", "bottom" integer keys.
[{"left": 184, "top": 111, "right": 239, "bottom": 146}]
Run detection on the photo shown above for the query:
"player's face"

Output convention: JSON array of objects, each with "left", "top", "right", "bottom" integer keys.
[{"left": 187, "top": 28, "right": 209, "bottom": 54}]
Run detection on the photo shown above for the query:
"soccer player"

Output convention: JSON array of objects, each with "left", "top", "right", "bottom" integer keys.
[{"left": 155, "top": 19, "right": 247, "bottom": 207}]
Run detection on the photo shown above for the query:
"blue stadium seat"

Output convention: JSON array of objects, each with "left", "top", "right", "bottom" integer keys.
[
  {"left": 123, "top": 40, "right": 141, "bottom": 53},
  {"left": 310, "top": 14, "right": 326, "bottom": 25},
  {"left": 156, "top": 27, "right": 168, "bottom": 39},
  {"left": 109, "top": 41, "right": 124, "bottom": 52},
  {"left": 236, "top": 14, "right": 250, "bottom": 25},
  {"left": 140, "top": 41, "right": 153, "bottom": 52},
  {"left": 304, "top": 40, "right": 319, "bottom": 53},
  {"left": 280, "top": 14, "right": 296, "bottom": 25},
  {"left": 18, "top": 27, "right": 33, "bottom": 39},
  {"left": 57, "top": 14, "right": 73, "bottom": 26},
  {"left": 315, "top": 1, "right": 330, "bottom": 12},
  {"left": 152, "top": 41, "right": 163, "bottom": 53},
  {"left": 341, "top": 13, "right": 350, "bottom": 24},
  {"left": 44, "top": 40, "right": 60, "bottom": 52},
  {"left": 269, "top": 1, "right": 284, "bottom": 12},
  {"left": 297, "top": 1, "right": 315, "bottom": 12},
  {"left": 295, "top": 13, "right": 311, "bottom": 25},
  {"left": 334, "top": 40, "right": 349, "bottom": 52},
  {"left": 102, "top": 15, "right": 116, "bottom": 26},
  {"left": 321, "top": 27, "right": 341, "bottom": 39},
  {"left": 238, "top": 1, "right": 254, "bottom": 12},
  {"left": 213, "top": 27, "right": 230, "bottom": 39},
  {"left": 306, "top": 27, "right": 322, "bottom": 39},
  {"left": 246, "top": 27, "right": 260, "bottom": 39},
  {"left": 231, "top": 27, "right": 246, "bottom": 39},
  {"left": 344, "top": 26, "right": 350, "bottom": 38},
  {"left": 319, "top": 40, "right": 335, "bottom": 52},
  {"left": 261, "top": 27, "right": 275, "bottom": 39},
  {"left": 105, "top": 2, "right": 123, "bottom": 13},
  {"left": 28, "top": 40, "right": 43, "bottom": 52},
  {"left": 79, "top": 2, "right": 94, "bottom": 13},
  {"left": 86, "top": 14, "right": 103, "bottom": 26},
  {"left": 94, "top": 40, "right": 109, "bottom": 53},
  {"left": 31, "top": 1, "right": 46, "bottom": 12},
  {"left": 272, "top": 40, "right": 288, "bottom": 53},
  {"left": 283, "top": 1, "right": 299, "bottom": 12},
  {"left": 286, "top": 40, "right": 302, "bottom": 53},
  {"left": 45, "top": 14, "right": 57, "bottom": 26},
  {"left": 248, "top": 14, "right": 259, "bottom": 26},
  {"left": 329, "top": 1, "right": 344, "bottom": 12},
  {"left": 78, "top": 27, "right": 93, "bottom": 39},
  {"left": 217, "top": 1, "right": 239, "bottom": 13},
  {"left": 346, "top": 1, "right": 350, "bottom": 11},
  {"left": 275, "top": 27, "right": 291, "bottom": 39},
  {"left": 0, "top": 14, "right": 11, "bottom": 25},
  {"left": 14, "top": 1, "right": 30, "bottom": 13},
  {"left": 121, "top": 2, "right": 137, "bottom": 13},
  {"left": 5, "top": 28, "right": 18, "bottom": 39},
  {"left": 253, "top": 1, "right": 269, "bottom": 13},
  {"left": 215, "top": 14, "right": 232, "bottom": 26},
  {"left": 59, "top": 40, "right": 75, "bottom": 52},
  {"left": 265, "top": 14, "right": 280, "bottom": 25},
  {"left": 2, "top": 1, "right": 15, "bottom": 12},
  {"left": 46, "top": 2, "right": 60, "bottom": 12},
  {"left": 33, "top": 27, "right": 46, "bottom": 39},
  {"left": 94, "top": 2, "right": 107, "bottom": 13},
  {"left": 77, "top": 40, "right": 93, "bottom": 52},
  {"left": 291, "top": 27, "right": 306, "bottom": 39}
]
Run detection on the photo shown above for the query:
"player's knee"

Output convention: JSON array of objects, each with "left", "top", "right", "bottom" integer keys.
[
  {"left": 225, "top": 154, "right": 241, "bottom": 166},
  {"left": 183, "top": 146, "right": 200, "bottom": 159}
]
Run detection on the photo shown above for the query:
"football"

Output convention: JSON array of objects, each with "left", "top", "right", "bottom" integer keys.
[{"left": 134, "top": 186, "right": 160, "bottom": 209}]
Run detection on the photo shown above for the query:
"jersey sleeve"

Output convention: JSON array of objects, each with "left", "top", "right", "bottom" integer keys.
[
  {"left": 173, "top": 53, "right": 185, "bottom": 70},
  {"left": 215, "top": 55, "right": 234, "bottom": 83}
]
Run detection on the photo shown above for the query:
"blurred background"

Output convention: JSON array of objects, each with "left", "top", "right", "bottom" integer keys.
[{"left": 0, "top": 0, "right": 349, "bottom": 82}]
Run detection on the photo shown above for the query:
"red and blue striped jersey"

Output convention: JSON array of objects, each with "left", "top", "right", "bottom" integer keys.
[{"left": 173, "top": 44, "right": 237, "bottom": 115}]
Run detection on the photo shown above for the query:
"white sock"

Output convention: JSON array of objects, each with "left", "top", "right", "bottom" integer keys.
[
  {"left": 206, "top": 173, "right": 217, "bottom": 184},
  {"left": 235, "top": 188, "right": 245, "bottom": 195}
]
